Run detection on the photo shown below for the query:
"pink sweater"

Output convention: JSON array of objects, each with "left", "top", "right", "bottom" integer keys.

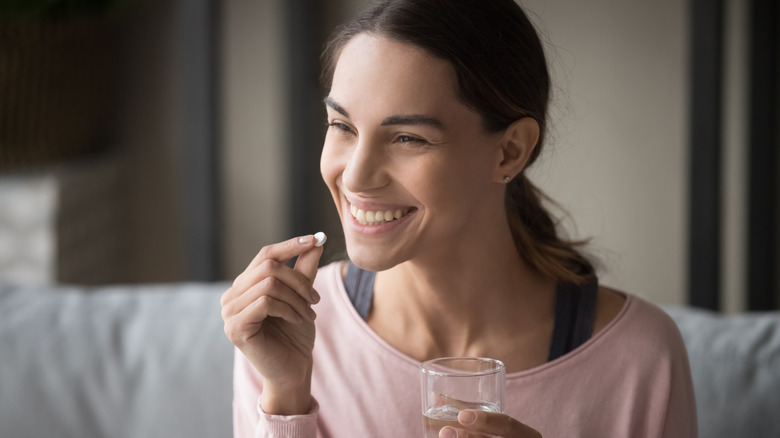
[{"left": 233, "top": 262, "right": 697, "bottom": 437}]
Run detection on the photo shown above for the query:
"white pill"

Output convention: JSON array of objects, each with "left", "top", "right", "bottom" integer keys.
[{"left": 314, "top": 231, "right": 327, "bottom": 247}]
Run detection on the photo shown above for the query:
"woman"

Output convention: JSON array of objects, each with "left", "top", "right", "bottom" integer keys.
[{"left": 221, "top": 0, "right": 697, "bottom": 436}]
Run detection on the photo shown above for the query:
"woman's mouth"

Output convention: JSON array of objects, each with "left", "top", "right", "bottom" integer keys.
[{"left": 349, "top": 203, "right": 415, "bottom": 226}]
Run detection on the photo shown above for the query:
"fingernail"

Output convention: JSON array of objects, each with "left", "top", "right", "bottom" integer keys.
[
  {"left": 458, "top": 410, "right": 476, "bottom": 425},
  {"left": 309, "top": 288, "right": 321, "bottom": 303},
  {"left": 440, "top": 427, "right": 457, "bottom": 438},
  {"left": 306, "top": 306, "right": 317, "bottom": 321},
  {"left": 299, "top": 235, "right": 313, "bottom": 244}
]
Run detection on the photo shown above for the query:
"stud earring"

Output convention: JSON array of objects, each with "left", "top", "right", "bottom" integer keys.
[{"left": 504, "top": 176, "right": 511, "bottom": 184}]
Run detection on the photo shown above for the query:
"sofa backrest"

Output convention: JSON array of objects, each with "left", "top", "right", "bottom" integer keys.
[
  {"left": 0, "top": 282, "right": 234, "bottom": 438},
  {"left": 665, "top": 307, "right": 780, "bottom": 438}
]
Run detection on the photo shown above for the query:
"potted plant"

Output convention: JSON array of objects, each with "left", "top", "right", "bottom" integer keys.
[{"left": 0, "top": 0, "right": 131, "bottom": 168}]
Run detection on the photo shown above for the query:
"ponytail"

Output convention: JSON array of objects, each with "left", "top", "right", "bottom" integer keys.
[{"left": 506, "top": 175, "right": 595, "bottom": 285}]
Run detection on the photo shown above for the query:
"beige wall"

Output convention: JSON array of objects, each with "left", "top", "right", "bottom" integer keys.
[
  {"left": 721, "top": 0, "right": 748, "bottom": 313},
  {"left": 520, "top": 0, "right": 688, "bottom": 306},
  {"left": 220, "top": 0, "right": 288, "bottom": 278}
]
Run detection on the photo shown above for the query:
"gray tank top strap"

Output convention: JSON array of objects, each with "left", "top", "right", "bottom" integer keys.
[
  {"left": 344, "top": 261, "right": 375, "bottom": 320},
  {"left": 547, "top": 280, "right": 598, "bottom": 361}
]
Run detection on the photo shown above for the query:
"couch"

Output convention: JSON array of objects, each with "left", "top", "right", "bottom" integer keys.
[{"left": 1, "top": 282, "right": 778, "bottom": 438}]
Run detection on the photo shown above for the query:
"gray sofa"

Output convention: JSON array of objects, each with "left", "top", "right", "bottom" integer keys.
[{"left": 1, "top": 282, "right": 778, "bottom": 438}]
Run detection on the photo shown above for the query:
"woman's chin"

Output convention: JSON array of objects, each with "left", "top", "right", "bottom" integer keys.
[{"left": 345, "top": 245, "right": 400, "bottom": 273}]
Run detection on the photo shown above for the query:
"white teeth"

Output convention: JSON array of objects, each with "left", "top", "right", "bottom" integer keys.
[{"left": 349, "top": 204, "right": 409, "bottom": 225}]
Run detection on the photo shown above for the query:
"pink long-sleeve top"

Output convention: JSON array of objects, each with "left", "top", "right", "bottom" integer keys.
[{"left": 233, "top": 262, "right": 697, "bottom": 437}]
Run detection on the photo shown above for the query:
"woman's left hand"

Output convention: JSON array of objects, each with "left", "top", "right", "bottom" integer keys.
[{"left": 439, "top": 409, "right": 542, "bottom": 438}]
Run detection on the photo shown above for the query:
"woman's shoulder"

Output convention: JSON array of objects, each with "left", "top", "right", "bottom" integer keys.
[
  {"left": 593, "top": 286, "right": 627, "bottom": 336},
  {"left": 595, "top": 287, "right": 688, "bottom": 357}
]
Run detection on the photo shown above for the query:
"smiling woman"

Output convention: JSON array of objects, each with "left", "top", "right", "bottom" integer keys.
[
  {"left": 222, "top": 1, "right": 697, "bottom": 437},
  {"left": 321, "top": 34, "right": 515, "bottom": 272}
]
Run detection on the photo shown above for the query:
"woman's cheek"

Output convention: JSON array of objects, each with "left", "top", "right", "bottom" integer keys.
[{"left": 320, "top": 141, "right": 341, "bottom": 183}]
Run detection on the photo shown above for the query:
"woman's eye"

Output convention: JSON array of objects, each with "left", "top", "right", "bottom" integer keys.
[
  {"left": 327, "top": 122, "right": 353, "bottom": 133},
  {"left": 396, "top": 134, "right": 425, "bottom": 144}
]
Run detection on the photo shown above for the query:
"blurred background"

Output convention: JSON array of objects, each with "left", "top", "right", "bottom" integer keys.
[{"left": 0, "top": 0, "right": 777, "bottom": 313}]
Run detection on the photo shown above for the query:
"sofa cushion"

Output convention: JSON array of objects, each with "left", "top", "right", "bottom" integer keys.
[
  {"left": 0, "top": 282, "right": 234, "bottom": 438},
  {"left": 665, "top": 307, "right": 780, "bottom": 438}
]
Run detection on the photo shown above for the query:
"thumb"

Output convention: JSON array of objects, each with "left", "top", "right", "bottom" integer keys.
[{"left": 294, "top": 232, "right": 326, "bottom": 282}]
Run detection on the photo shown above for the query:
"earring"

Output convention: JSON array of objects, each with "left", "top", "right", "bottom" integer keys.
[{"left": 503, "top": 176, "right": 511, "bottom": 184}]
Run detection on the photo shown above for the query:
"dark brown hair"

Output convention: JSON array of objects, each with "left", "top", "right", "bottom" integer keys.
[{"left": 322, "top": 0, "right": 595, "bottom": 284}]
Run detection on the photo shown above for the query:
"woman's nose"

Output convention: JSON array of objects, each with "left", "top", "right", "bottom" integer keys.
[{"left": 341, "top": 138, "right": 389, "bottom": 193}]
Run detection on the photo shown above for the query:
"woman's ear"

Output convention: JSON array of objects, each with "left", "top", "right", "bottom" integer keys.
[{"left": 494, "top": 117, "right": 540, "bottom": 182}]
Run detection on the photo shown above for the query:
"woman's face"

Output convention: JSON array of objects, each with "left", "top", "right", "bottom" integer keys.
[{"left": 320, "top": 34, "right": 505, "bottom": 271}]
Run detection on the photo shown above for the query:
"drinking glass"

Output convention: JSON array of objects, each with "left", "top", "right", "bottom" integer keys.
[{"left": 420, "top": 357, "right": 505, "bottom": 437}]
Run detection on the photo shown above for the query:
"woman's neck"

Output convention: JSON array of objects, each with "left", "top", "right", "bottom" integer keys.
[{"left": 370, "top": 224, "right": 557, "bottom": 362}]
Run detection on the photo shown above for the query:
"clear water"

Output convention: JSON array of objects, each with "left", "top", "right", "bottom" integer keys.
[{"left": 422, "top": 402, "right": 501, "bottom": 437}]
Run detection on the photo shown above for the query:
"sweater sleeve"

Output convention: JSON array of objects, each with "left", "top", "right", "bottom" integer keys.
[
  {"left": 232, "top": 348, "right": 319, "bottom": 438},
  {"left": 660, "top": 323, "right": 698, "bottom": 438}
]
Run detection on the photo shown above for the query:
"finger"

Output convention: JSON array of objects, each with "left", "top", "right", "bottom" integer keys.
[
  {"left": 455, "top": 410, "right": 541, "bottom": 438},
  {"left": 244, "top": 234, "right": 321, "bottom": 274},
  {"left": 222, "top": 275, "right": 316, "bottom": 323},
  {"left": 223, "top": 235, "right": 321, "bottom": 305},
  {"left": 226, "top": 258, "right": 318, "bottom": 307},
  {"left": 226, "top": 294, "right": 306, "bottom": 342},
  {"left": 293, "top": 243, "right": 324, "bottom": 284},
  {"left": 438, "top": 427, "right": 490, "bottom": 438}
]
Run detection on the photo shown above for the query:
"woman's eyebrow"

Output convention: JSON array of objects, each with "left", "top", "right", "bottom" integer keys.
[
  {"left": 323, "top": 96, "right": 349, "bottom": 117},
  {"left": 380, "top": 114, "right": 443, "bottom": 128},
  {"left": 324, "top": 96, "right": 443, "bottom": 129}
]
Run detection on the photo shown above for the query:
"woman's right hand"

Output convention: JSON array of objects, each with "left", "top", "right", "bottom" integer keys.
[{"left": 221, "top": 235, "right": 324, "bottom": 415}]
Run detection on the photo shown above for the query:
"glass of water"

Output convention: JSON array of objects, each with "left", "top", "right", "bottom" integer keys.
[{"left": 420, "top": 357, "right": 506, "bottom": 437}]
